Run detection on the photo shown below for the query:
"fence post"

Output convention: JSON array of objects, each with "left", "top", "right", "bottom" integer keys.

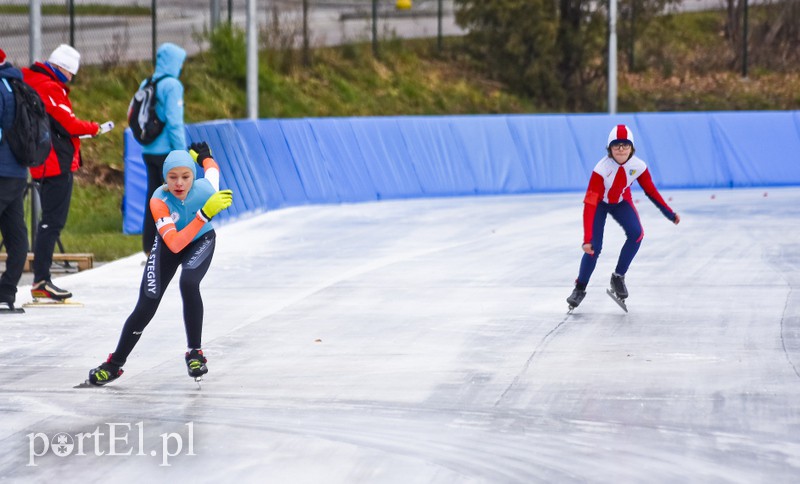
[
  {"left": 372, "top": 0, "right": 378, "bottom": 58},
  {"left": 303, "top": 0, "right": 310, "bottom": 66},
  {"left": 69, "top": 0, "right": 75, "bottom": 47},
  {"left": 29, "top": 0, "right": 42, "bottom": 65},
  {"left": 437, "top": 0, "right": 443, "bottom": 54},
  {"left": 152, "top": 0, "right": 158, "bottom": 66},
  {"left": 742, "top": 0, "right": 748, "bottom": 78}
]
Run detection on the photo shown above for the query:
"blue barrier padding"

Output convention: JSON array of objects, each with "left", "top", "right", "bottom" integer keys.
[
  {"left": 449, "top": 116, "right": 530, "bottom": 194},
  {"left": 123, "top": 111, "right": 800, "bottom": 233},
  {"left": 233, "top": 120, "right": 290, "bottom": 210},
  {"left": 122, "top": 130, "right": 147, "bottom": 234},
  {"left": 710, "top": 111, "right": 800, "bottom": 187},
  {"left": 506, "top": 114, "right": 587, "bottom": 191},
  {"left": 280, "top": 119, "right": 341, "bottom": 204},
  {"left": 635, "top": 112, "right": 727, "bottom": 188},
  {"left": 310, "top": 118, "right": 378, "bottom": 203},
  {"left": 253, "top": 119, "right": 308, "bottom": 205},
  {"left": 348, "top": 117, "right": 423, "bottom": 199},
  {"left": 399, "top": 116, "right": 476, "bottom": 196}
]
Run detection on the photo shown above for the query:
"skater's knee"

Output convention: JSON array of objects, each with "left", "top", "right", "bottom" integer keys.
[
  {"left": 178, "top": 277, "right": 201, "bottom": 294},
  {"left": 627, "top": 229, "right": 644, "bottom": 243}
]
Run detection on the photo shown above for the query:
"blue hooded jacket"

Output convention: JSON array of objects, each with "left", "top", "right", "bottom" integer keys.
[
  {"left": 141, "top": 43, "right": 187, "bottom": 155},
  {"left": 0, "top": 62, "right": 28, "bottom": 179}
]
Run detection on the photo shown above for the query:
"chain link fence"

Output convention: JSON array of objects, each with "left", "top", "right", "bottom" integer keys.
[{"left": 1, "top": 1, "right": 460, "bottom": 68}]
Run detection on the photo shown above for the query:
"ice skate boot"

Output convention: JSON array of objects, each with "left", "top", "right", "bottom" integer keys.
[
  {"left": 88, "top": 354, "right": 124, "bottom": 386},
  {"left": 185, "top": 349, "right": 208, "bottom": 378},
  {"left": 566, "top": 285, "right": 587, "bottom": 310},
  {"left": 31, "top": 279, "right": 73, "bottom": 301},
  {"left": 610, "top": 272, "right": 628, "bottom": 299}
]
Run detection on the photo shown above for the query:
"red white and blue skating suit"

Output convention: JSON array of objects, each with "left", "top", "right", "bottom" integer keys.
[{"left": 576, "top": 155, "right": 677, "bottom": 286}]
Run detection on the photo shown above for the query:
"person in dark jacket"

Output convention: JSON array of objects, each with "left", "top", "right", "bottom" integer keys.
[
  {"left": 138, "top": 43, "right": 187, "bottom": 256},
  {"left": 22, "top": 44, "right": 99, "bottom": 301},
  {"left": 0, "top": 49, "right": 30, "bottom": 311}
]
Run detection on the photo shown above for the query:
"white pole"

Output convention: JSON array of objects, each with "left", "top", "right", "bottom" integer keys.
[
  {"left": 608, "top": 0, "right": 618, "bottom": 114},
  {"left": 30, "top": 0, "right": 42, "bottom": 65},
  {"left": 210, "top": 0, "right": 220, "bottom": 31},
  {"left": 246, "top": 0, "right": 258, "bottom": 120}
]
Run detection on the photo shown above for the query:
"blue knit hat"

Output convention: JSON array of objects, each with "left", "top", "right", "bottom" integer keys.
[{"left": 162, "top": 150, "right": 196, "bottom": 180}]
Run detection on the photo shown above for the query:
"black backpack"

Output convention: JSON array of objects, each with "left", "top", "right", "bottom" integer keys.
[
  {"left": 127, "top": 76, "right": 166, "bottom": 145},
  {"left": 3, "top": 77, "right": 51, "bottom": 167}
]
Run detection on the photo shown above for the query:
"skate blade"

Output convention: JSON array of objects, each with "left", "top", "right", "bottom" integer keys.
[
  {"left": 23, "top": 298, "right": 83, "bottom": 308},
  {"left": 606, "top": 289, "right": 628, "bottom": 313},
  {"left": 0, "top": 306, "right": 25, "bottom": 314},
  {"left": 74, "top": 380, "right": 99, "bottom": 388}
]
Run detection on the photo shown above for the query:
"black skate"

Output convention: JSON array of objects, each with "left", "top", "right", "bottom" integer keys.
[
  {"left": 86, "top": 354, "right": 124, "bottom": 386},
  {"left": 609, "top": 273, "right": 628, "bottom": 299},
  {"left": 606, "top": 273, "right": 629, "bottom": 312},
  {"left": 185, "top": 349, "right": 208, "bottom": 379},
  {"left": 566, "top": 286, "right": 586, "bottom": 311}
]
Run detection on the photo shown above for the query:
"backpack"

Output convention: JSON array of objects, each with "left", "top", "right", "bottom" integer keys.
[
  {"left": 2, "top": 77, "right": 51, "bottom": 167},
  {"left": 127, "top": 76, "right": 166, "bottom": 145}
]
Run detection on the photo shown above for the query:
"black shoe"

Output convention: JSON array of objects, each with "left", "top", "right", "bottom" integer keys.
[
  {"left": 567, "top": 286, "right": 587, "bottom": 308},
  {"left": 88, "top": 354, "right": 124, "bottom": 386},
  {"left": 31, "top": 280, "right": 72, "bottom": 300},
  {"left": 185, "top": 349, "right": 208, "bottom": 378},
  {"left": 0, "top": 283, "right": 16, "bottom": 305},
  {"left": 610, "top": 273, "right": 628, "bottom": 299}
]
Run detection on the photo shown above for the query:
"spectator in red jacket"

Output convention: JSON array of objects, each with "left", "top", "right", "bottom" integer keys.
[{"left": 22, "top": 44, "right": 99, "bottom": 301}]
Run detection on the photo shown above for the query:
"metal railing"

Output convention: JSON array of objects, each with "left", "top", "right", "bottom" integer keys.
[{"left": 0, "top": 1, "right": 460, "bottom": 69}]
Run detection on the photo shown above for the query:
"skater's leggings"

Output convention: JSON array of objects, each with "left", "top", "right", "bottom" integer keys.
[
  {"left": 111, "top": 231, "right": 216, "bottom": 365},
  {"left": 576, "top": 199, "right": 643, "bottom": 286}
]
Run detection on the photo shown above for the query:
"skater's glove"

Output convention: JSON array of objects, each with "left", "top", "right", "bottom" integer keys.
[
  {"left": 188, "top": 142, "right": 213, "bottom": 165},
  {"left": 199, "top": 189, "right": 233, "bottom": 221}
]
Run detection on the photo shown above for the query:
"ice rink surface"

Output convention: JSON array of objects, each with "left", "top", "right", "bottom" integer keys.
[{"left": 1, "top": 187, "right": 799, "bottom": 482}]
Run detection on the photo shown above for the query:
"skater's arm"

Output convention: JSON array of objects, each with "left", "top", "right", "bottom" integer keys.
[
  {"left": 41, "top": 88, "right": 99, "bottom": 137},
  {"left": 150, "top": 198, "right": 206, "bottom": 253},
  {"left": 637, "top": 170, "right": 679, "bottom": 223},
  {"left": 582, "top": 173, "right": 604, "bottom": 245},
  {"left": 201, "top": 158, "right": 220, "bottom": 191},
  {"left": 188, "top": 142, "right": 220, "bottom": 190}
]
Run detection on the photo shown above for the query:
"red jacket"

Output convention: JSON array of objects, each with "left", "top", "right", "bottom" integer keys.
[{"left": 22, "top": 62, "right": 98, "bottom": 179}]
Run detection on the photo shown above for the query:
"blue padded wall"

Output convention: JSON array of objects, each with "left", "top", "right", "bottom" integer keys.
[{"left": 123, "top": 111, "right": 800, "bottom": 234}]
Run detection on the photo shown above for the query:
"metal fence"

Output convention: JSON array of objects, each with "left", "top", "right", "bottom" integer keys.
[{"left": 1, "top": 0, "right": 461, "bottom": 69}]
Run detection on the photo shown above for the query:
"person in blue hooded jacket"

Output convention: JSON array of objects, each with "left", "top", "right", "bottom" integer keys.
[
  {"left": 139, "top": 42, "right": 187, "bottom": 256},
  {"left": 87, "top": 142, "right": 233, "bottom": 386},
  {"left": 0, "top": 49, "right": 29, "bottom": 311}
]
